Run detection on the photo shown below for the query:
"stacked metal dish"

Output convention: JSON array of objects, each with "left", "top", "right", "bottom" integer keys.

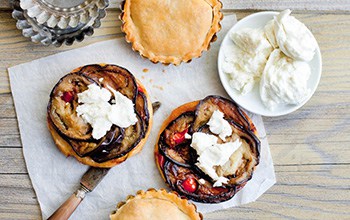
[{"left": 10, "top": 0, "right": 109, "bottom": 46}]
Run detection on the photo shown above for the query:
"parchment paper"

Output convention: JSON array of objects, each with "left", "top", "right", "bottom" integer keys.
[{"left": 8, "top": 15, "right": 276, "bottom": 220}]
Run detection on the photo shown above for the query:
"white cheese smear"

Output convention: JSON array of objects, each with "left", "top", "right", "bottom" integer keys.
[
  {"left": 260, "top": 49, "right": 311, "bottom": 109},
  {"left": 190, "top": 110, "right": 242, "bottom": 187},
  {"left": 76, "top": 84, "right": 138, "bottom": 140},
  {"left": 274, "top": 9, "right": 317, "bottom": 61},
  {"left": 207, "top": 110, "right": 232, "bottom": 140},
  {"left": 223, "top": 28, "right": 273, "bottom": 94}
]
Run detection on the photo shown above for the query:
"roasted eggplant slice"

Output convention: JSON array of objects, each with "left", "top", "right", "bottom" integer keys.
[
  {"left": 48, "top": 73, "right": 96, "bottom": 140},
  {"left": 158, "top": 112, "right": 196, "bottom": 167},
  {"left": 161, "top": 112, "right": 195, "bottom": 147},
  {"left": 135, "top": 91, "right": 150, "bottom": 130},
  {"left": 68, "top": 126, "right": 123, "bottom": 157},
  {"left": 79, "top": 64, "right": 138, "bottom": 102},
  {"left": 217, "top": 120, "right": 260, "bottom": 186},
  {"left": 164, "top": 161, "right": 236, "bottom": 203},
  {"left": 90, "top": 113, "right": 144, "bottom": 163},
  {"left": 192, "top": 95, "right": 251, "bottom": 132}
]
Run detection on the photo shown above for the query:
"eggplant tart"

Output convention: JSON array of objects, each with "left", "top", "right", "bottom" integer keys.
[
  {"left": 47, "top": 64, "right": 153, "bottom": 168},
  {"left": 155, "top": 96, "right": 260, "bottom": 203},
  {"left": 120, "top": 0, "right": 223, "bottom": 65},
  {"left": 110, "top": 189, "right": 202, "bottom": 220}
]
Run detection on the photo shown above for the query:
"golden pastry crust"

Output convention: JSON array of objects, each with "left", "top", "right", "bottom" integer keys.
[
  {"left": 120, "top": 0, "right": 223, "bottom": 65},
  {"left": 110, "top": 189, "right": 202, "bottom": 220},
  {"left": 47, "top": 64, "right": 153, "bottom": 168}
]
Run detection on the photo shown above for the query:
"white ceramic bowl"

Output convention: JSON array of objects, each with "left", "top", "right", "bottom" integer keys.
[{"left": 218, "top": 11, "right": 322, "bottom": 117}]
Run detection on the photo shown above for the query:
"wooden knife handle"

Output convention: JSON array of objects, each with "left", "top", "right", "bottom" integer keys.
[{"left": 48, "top": 187, "right": 88, "bottom": 220}]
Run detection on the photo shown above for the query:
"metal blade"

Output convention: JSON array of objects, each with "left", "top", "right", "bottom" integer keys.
[
  {"left": 80, "top": 167, "right": 110, "bottom": 191},
  {"left": 80, "top": 101, "right": 161, "bottom": 192}
]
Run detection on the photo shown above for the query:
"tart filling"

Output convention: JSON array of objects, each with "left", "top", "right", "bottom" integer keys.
[
  {"left": 120, "top": 0, "right": 223, "bottom": 65},
  {"left": 155, "top": 96, "right": 260, "bottom": 203},
  {"left": 47, "top": 64, "right": 151, "bottom": 166},
  {"left": 110, "top": 189, "right": 202, "bottom": 220}
]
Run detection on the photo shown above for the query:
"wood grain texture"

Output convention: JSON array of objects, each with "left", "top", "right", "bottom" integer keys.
[
  {"left": 1, "top": 0, "right": 350, "bottom": 11},
  {"left": 0, "top": 7, "right": 349, "bottom": 220}
]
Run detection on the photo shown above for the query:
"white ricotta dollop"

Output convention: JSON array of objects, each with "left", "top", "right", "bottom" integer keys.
[
  {"left": 260, "top": 49, "right": 311, "bottom": 109},
  {"left": 274, "top": 9, "right": 317, "bottom": 61},
  {"left": 76, "top": 84, "right": 138, "bottom": 139},
  {"left": 223, "top": 28, "right": 273, "bottom": 94},
  {"left": 190, "top": 110, "right": 242, "bottom": 187},
  {"left": 191, "top": 132, "right": 242, "bottom": 187},
  {"left": 207, "top": 110, "right": 232, "bottom": 140}
]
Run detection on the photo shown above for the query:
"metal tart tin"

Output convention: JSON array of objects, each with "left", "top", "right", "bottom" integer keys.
[{"left": 10, "top": 0, "right": 109, "bottom": 46}]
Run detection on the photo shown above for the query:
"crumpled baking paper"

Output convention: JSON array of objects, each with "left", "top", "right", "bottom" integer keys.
[{"left": 8, "top": 15, "right": 276, "bottom": 220}]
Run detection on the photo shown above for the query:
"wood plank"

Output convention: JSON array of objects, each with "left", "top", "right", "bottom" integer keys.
[
  {"left": 2, "top": 0, "right": 350, "bottom": 11},
  {"left": 0, "top": 118, "right": 21, "bottom": 147},
  {"left": 0, "top": 93, "right": 15, "bottom": 118},
  {"left": 0, "top": 174, "right": 41, "bottom": 220},
  {"left": 1, "top": 164, "right": 349, "bottom": 219},
  {"left": 0, "top": 148, "right": 26, "bottom": 174}
]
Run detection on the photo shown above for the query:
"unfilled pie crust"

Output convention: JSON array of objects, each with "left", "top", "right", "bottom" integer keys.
[
  {"left": 120, "top": 0, "right": 223, "bottom": 65},
  {"left": 110, "top": 189, "right": 202, "bottom": 220}
]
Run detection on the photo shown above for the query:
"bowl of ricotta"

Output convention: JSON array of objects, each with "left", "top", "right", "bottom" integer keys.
[{"left": 218, "top": 10, "right": 322, "bottom": 116}]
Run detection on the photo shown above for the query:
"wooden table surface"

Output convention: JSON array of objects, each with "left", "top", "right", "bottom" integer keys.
[{"left": 1, "top": 1, "right": 350, "bottom": 219}]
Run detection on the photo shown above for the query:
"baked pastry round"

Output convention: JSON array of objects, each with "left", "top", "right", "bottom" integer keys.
[
  {"left": 47, "top": 64, "right": 153, "bottom": 168},
  {"left": 155, "top": 96, "right": 260, "bottom": 203},
  {"left": 120, "top": 0, "right": 223, "bottom": 65},
  {"left": 110, "top": 189, "right": 202, "bottom": 220}
]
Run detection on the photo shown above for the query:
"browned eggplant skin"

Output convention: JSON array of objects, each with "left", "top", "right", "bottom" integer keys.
[
  {"left": 47, "top": 64, "right": 153, "bottom": 168},
  {"left": 155, "top": 96, "right": 260, "bottom": 203}
]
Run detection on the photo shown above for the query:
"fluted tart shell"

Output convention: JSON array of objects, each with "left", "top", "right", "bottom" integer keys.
[
  {"left": 110, "top": 188, "right": 202, "bottom": 220},
  {"left": 120, "top": 0, "right": 223, "bottom": 65}
]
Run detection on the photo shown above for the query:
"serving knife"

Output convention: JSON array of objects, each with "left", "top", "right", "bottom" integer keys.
[{"left": 48, "top": 101, "right": 161, "bottom": 220}]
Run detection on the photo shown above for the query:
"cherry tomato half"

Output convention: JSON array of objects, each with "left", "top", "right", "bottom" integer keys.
[{"left": 182, "top": 177, "right": 198, "bottom": 193}]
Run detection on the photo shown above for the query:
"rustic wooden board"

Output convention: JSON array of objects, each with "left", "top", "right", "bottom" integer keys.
[
  {"left": 0, "top": 6, "right": 349, "bottom": 220},
  {"left": 1, "top": 0, "right": 350, "bottom": 11}
]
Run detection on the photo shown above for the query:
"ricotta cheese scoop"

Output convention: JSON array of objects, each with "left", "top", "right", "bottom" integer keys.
[
  {"left": 274, "top": 9, "right": 317, "bottom": 61},
  {"left": 223, "top": 28, "right": 273, "bottom": 94},
  {"left": 76, "top": 84, "right": 138, "bottom": 140},
  {"left": 190, "top": 110, "right": 242, "bottom": 187},
  {"left": 260, "top": 49, "right": 311, "bottom": 109}
]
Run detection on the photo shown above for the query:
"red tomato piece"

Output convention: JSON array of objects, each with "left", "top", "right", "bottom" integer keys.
[
  {"left": 157, "top": 153, "right": 165, "bottom": 169},
  {"left": 61, "top": 91, "right": 74, "bottom": 103},
  {"left": 182, "top": 177, "right": 198, "bottom": 193},
  {"left": 173, "top": 128, "right": 188, "bottom": 145}
]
